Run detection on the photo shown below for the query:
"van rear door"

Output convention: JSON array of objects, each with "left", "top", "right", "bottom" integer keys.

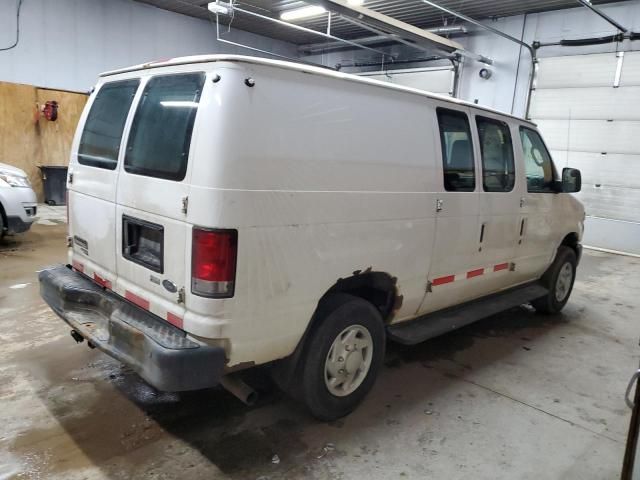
[
  {"left": 69, "top": 79, "right": 140, "bottom": 283},
  {"left": 114, "top": 72, "right": 205, "bottom": 317}
]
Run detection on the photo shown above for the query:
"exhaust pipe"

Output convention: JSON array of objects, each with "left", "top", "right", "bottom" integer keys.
[{"left": 220, "top": 375, "right": 258, "bottom": 406}]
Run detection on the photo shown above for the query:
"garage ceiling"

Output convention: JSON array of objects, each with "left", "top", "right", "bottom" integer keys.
[{"left": 134, "top": 0, "right": 625, "bottom": 44}]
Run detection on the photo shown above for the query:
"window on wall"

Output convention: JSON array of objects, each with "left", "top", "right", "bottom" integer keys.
[
  {"left": 519, "top": 127, "right": 557, "bottom": 193},
  {"left": 78, "top": 79, "right": 140, "bottom": 170},
  {"left": 476, "top": 116, "right": 515, "bottom": 192},
  {"left": 125, "top": 73, "right": 205, "bottom": 181},
  {"left": 436, "top": 108, "right": 475, "bottom": 192}
]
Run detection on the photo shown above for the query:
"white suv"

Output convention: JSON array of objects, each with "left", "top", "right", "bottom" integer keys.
[{"left": 0, "top": 163, "right": 38, "bottom": 237}]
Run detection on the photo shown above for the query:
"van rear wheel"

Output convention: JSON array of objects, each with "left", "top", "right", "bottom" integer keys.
[
  {"left": 532, "top": 246, "right": 577, "bottom": 314},
  {"left": 300, "top": 294, "right": 385, "bottom": 421}
]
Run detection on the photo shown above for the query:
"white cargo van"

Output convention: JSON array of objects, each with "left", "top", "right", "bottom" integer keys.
[{"left": 39, "top": 55, "right": 584, "bottom": 420}]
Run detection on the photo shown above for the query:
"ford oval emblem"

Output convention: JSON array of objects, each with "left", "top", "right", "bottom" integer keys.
[{"left": 162, "top": 279, "right": 178, "bottom": 293}]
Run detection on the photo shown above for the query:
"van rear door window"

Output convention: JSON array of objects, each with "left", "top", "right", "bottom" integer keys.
[
  {"left": 124, "top": 73, "right": 205, "bottom": 181},
  {"left": 78, "top": 79, "right": 139, "bottom": 170},
  {"left": 436, "top": 108, "right": 476, "bottom": 192},
  {"left": 476, "top": 116, "right": 515, "bottom": 192}
]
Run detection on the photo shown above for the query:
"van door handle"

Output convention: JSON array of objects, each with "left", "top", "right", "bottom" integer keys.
[
  {"left": 520, "top": 197, "right": 526, "bottom": 208},
  {"left": 436, "top": 199, "right": 444, "bottom": 212}
]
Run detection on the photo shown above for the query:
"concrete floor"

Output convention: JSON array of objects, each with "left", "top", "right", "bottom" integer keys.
[{"left": 1, "top": 221, "right": 638, "bottom": 480}]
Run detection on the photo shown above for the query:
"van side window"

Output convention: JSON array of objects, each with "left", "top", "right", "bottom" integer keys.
[
  {"left": 78, "top": 79, "right": 140, "bottom": 170},
  {"left": 476, "top": 116, "right": 515, "bottom": 192},
  {"left": 519, "top": 127, "right": 557, "bottom": 193},
  {"left": 436, "top": 108, "right": 475, "bottom": 192},
  {"left": 124, "top": 73, "right": 205, "bottom": 181}
]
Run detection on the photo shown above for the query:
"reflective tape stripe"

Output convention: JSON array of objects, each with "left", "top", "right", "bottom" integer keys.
[
  {"left": 467, "top": 268, "right": 484, "bottom": 279},
  {"left": 167, "top": 312, "right": 184, "bottom": 329},
  {"left": 93, "top": 273, "right": 112, "bottom": 290},
  {"left": 432, "top": 275, "right": 456, "bottom": 286},
  {"left": 431, "top": 261, "right": 513, "bottom": 288},
  {"left": 72, "top": 260, "right": 84, "bottom": 273},
  {"left": 125, "top": 290, "right": 150, "bottom": 310}
]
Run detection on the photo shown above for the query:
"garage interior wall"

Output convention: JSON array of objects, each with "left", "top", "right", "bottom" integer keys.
[
  {"left": 0, "top": 82, "right": 87, "bottom": 201},
  {"left": 0, "top": 0, "right": 298, "bottom": 92}
]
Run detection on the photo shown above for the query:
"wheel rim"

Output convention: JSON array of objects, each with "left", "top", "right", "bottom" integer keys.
[
  {"left": 324, "top": 325, "right": 374, "bottom": 397},
  {"left": 555, "top": 262, "right": 574, "bottom": 302}
]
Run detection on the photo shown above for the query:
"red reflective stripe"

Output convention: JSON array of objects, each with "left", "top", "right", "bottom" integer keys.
[
  {"left": 432, "top": 275, "right": 455, "bottom": 286},
  {"left": 494, "top": 263, "right": 509, "bottom": 272},
  {"left": 72, "top": 260, "right": 84, "bottom": 273},
  {"left": 125, "top": 290, "right": 150, "bottom": 310},
  {"left": 93, "top": 273, "right": 112, "bottom": 290},
  {"left": 467, "top": 268, "right": 484, "bottom": 279},
  {"left": 167, "top": 312, "right": 184, "bottom": 329}
]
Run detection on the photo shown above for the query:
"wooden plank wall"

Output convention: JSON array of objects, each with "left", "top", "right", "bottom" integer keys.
[{"left": 0, "top": 81, "right": 87, "bottom": 201}]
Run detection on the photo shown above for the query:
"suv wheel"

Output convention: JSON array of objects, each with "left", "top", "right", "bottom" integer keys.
[
  {"left": 300, "top": 293, "right": 385, "bottom": 421},
  {"left": 532, "top": 246, "right": 577, "bottom": 314}
]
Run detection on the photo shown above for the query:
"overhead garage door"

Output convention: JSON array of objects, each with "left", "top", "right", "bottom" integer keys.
[
  {"left": 530, "top": 51, "right": 640, "bottom": 255},
  {"left": 358, "top": 66, "right": 455, "bottom": 97}
]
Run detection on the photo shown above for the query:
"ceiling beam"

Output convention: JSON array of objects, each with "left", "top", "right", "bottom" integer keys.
[{"left": 303, "top": 0, "right": 463, "bottom": 55}]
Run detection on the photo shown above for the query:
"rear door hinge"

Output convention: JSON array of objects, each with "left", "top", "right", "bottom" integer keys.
[{"left": 181, "top": 196, "right": 189, "bottom": 215}]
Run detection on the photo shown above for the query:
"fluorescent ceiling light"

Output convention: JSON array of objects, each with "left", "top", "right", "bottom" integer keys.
[
  {"left": 160, "top": 101, "right": 199, "bottom": 108},
  {"left": 207, "top": 2, "right": 230, "bottom": 15},
  {"left": 280, "top": 5, "right": 327, "bottom": 21},
  {"left": 347, "top": 0, "right": 364, "bottom": 5}
]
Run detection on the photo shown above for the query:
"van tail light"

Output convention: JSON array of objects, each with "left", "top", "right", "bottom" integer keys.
[{"left": 191, "top": 228, "right": 238, "bottom": 298}]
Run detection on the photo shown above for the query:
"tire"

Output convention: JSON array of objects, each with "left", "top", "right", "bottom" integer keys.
[
  {"left": 0, "top": 210, "right": 4, "bottom": 239},
  {"left": 532, "top": 246, "right": 577, "bottom": 314},
  {"left": 300, "top": 293, "right": 385, "bottom": 421}
]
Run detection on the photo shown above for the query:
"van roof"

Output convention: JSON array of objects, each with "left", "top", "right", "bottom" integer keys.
[{"left": 101, "top": 54, "right": 536, "bottom": 126}]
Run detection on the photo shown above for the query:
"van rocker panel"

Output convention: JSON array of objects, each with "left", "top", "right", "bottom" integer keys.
[
  {"left": 39, "top": 264, "right": 225, "bottom": 392},
  {"left": 387, "top": 283, "right": 549, "bottom": 345}
]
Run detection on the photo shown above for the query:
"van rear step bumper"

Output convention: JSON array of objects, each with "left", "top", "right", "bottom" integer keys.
[
  {"left": 387, "top": 283, "right": 549, "bottom": 345},
  {"left": 38, "top": 264, "right": 226, "bottom": 392}
]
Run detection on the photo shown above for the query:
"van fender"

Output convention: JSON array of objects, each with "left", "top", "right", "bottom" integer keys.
[{"left": 270, "top": 270, "right": 400, "bottom": 397}]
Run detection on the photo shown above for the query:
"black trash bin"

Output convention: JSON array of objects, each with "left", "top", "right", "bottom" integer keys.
[{"left": 39, "top": 165, "right": 68, "bottom": 206}]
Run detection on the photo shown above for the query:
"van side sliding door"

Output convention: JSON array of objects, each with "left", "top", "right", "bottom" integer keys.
[
  {"left": 470, "top": 112, "right": 521, "bottom": 293},
  {"left": 418, "top": 104, "right": 481, "bottom": 314}
]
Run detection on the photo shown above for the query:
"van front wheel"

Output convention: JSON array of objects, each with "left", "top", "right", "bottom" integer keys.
[
  {"left": 301, "top": 294, "right": 385, "bottom": 421},
  {"left": 532, "top": 246, "right": 577, "bottom": 314}
]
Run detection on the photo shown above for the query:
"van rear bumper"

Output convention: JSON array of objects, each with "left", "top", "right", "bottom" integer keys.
[{"left": 38, "top": 264, "right": 226, "bottom": 392}]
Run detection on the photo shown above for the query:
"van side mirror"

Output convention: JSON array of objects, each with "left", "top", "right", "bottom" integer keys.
[{"left": 562, "top": 168, "right": 581, "bottom": 193}]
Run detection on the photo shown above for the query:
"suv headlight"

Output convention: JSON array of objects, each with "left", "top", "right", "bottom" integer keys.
[{"left": 0, "top": 170, "right": 31, "bottom": 188}]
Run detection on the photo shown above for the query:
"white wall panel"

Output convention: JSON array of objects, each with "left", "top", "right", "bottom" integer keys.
[
  {"left": 620, "top": 51, "right": 640, "bottom": 87},
  {"left": 535, "top": 54, "right": 619, "bottom": 89},
  {"left": 549, "top": 150, "right": 640, "bottom": 189},
  {"left": 574, "top": 185, "right": 640, "bottom": 223},
  {"left": 537, "top": 119, "right": 640, "bottom": 154},
  {"left": 530, "top": 87, "right": 640, "bottom": 120}
]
